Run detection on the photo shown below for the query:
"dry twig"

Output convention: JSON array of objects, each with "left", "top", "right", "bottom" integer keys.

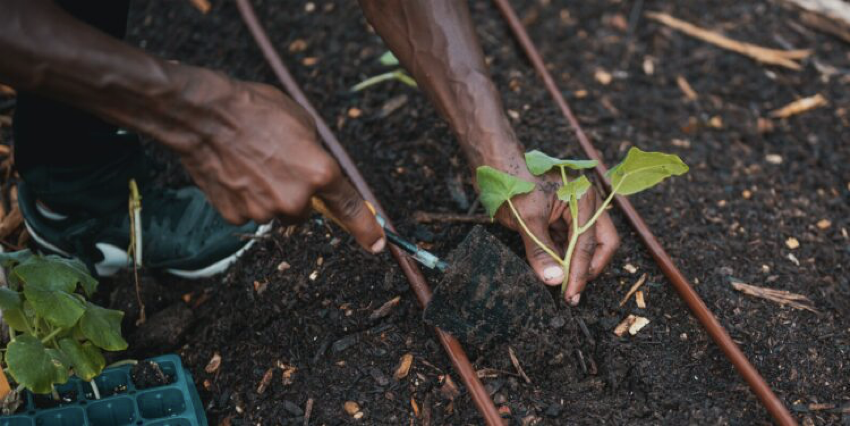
[
  {"left": 646, "top": 12, "right": 811, "bottom": 70},
  {"left": 730, "top": 279, "right": 818, "bottom": 313},
  {"left": 507, "top": 346, "right": 531, "bottom": 384},
  {"left": 619, "top": 273, "right": 647, "bottom": 307},
  {"left": 769, "top": 94, "right": 828, "bottom": 118}
]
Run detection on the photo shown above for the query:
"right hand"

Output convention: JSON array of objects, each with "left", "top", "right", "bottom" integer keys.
[{"left": 173, "top": 78, "right": 386, "bottom": 254}]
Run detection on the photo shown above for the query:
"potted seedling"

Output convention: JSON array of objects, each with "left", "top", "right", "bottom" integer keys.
[
  {"left": 0, "top": 251, "right": 127, "bottom": 404},
  {"left": 477, "top": 147, "right": 688, "bottom": 296}
]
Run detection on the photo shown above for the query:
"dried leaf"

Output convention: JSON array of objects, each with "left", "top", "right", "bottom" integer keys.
[
  {"left": 205, "top": 352, "right": 222, "bottom": 374},
  {"left": 369, "top": 296, "right": 401, "bottom": 320},
  {"left": 256, "top": 368, "right": 274, "bottom": 394}
]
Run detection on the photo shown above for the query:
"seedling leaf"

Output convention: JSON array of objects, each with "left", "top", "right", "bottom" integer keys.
[
  {"left": 525, "top": 150, "right": 598, "bottom": 175},
  {"left": 0, "top": 288, "right": 29, "bottom": 332},
  {"left": 58, "top": 338, "right": 105, "bottom": 382},
  {"left": 476, "top": 166, "right": 535, "bottom": 218},
  {"left": 606, "top": 147, "right": 688, "bottom": 195},
  {"left": 6, "top": 335, "right": 69, "bottom": 394},
  {"left": 556, "top": 175, "right": 592, "bottom": 202},
  {"left": 79, "top": 303, "right": 128, "bottom": 351},
  {"left": 379, "top": 51, "right": 400, "bottom": 66},
  {"left": 0, "top": 250, "right": 33, "bottom": 270}
]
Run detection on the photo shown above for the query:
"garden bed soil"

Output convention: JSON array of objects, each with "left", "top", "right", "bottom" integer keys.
[{"left": 20, "top": 0, "right": 847, "bottom": 424}]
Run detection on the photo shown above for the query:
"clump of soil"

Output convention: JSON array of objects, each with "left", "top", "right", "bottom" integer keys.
[
  {"left": 131, "top": 360, "right": 171, "bottom": 390},
  {"left": 424, "top": 225, "right": 556, "bottom": 345}
]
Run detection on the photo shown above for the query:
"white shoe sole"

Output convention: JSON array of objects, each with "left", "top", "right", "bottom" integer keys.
[{"left": 25, "top": 220, "right": 273, "bottom": 279}]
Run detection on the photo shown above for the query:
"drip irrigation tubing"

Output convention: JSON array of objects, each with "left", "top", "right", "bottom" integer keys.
[
  {"left": 492, "top": 0, "right": 797, "bottom": 424},
  {"left": 233, "top": 1, "right": 503, "bottom": 424}
]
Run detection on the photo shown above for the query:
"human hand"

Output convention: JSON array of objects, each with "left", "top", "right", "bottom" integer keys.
[
  {"left": 171, "top": 77, "right": 385, "bottom": 254},
  {"left": 491, "top": 165, "right": 620, "bottom": 305}
]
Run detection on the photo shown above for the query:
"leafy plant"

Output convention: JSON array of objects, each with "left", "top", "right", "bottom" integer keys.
[
  {"left": 351, "top": 51, "right": 417, "bottom": 92},
  {"left": 477, "top": 147, "right": 688, "bottom": 295},
  {"left": 0, "top": 251, "right": 127, "bottom": 397}
]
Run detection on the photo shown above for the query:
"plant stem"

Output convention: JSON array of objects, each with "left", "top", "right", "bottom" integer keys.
[
  {"left": 105, "top": 359, "right": 138, "bottom": 369},
  {"left": 51, "top": 386, "right": 59, "bottom": 401},
  {"left": 562, "top": 192, "right": 581, "bottom": 294},
  {"left": 351, "top": 70, "right": 417, "bottom": 92},
  {"left": 559, "top": 166, "right": 568, "bottom": 186},
  {"left": 507, "top": 200, "right": 561, "bottom": 263},
  {"left": 578, "top": 186, "right": 618, "bottom": 234},
  {"left": 40, "top": 327, "right": 63, "bottom": 345}
]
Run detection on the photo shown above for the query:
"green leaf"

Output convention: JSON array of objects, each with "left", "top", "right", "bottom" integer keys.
[
  {"left": 0, "top": 288, "right": 29, "bottom": 332},
  {"left": 22, "top": 281, "right": 85, "bottom": 328},
  {"left": 79, "top": 303, "right": 127, "bottom": 351},
  {"left": 379, "top": 51, "right": 399, "bottom": 66},
  {"left": 58, "top": 338, "right": 105, "bottom": 382},
  {"left": 524, "top": 150, "right": 598, "bottom": 175},
  {"left": 15, "top": 255, "right": 97, "bottom": 298},
  {"left": 556, "top": 175, "right": 592, "bottom": 202},
  {"left": 0, "top": 250, "right": 33, "bottom": 270},
  {"left": 606, "top": 147, "right": 688, "bottom": 195},
  {"left": 476, "top": 166, "right": 535, "bottom": 218},
  {"left": 6, "top": 335, "right": 70, "bottom": 394}
]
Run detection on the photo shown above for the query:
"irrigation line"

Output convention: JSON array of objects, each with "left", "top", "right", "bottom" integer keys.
[
  {"left": 491, "top": 0, "right": 797, "bottom": 424},
  {"left": 233, "top": 1, "right": 503, "bottom": 424}
]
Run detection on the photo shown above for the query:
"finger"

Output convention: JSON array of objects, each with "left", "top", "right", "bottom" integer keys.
[
  {"left": 588, "top": 208, "right": 620, "bottom": 280},
  {"left": 317, "top": 175, "right": 386, "bottom": 254},
  {"left": 519, "top": 217, "right": 564, "bottom": 286},
  {"left": 565, "top": 191, "right": 598, "bottom": 305}
]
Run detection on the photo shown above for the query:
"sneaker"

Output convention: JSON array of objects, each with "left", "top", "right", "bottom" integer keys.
[{"left": 18, "top": 181, "right": 271, "bottom": 278}]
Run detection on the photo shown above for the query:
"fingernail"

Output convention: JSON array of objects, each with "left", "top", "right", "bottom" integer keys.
[
  {"left": 370, "top": 238, "right": 386, "bottom": 253},
  {"left": 543, "top": 266, "right": 563, "bottom": 282},
  {"left": 568, "top": 294, "right": 581, "bottom": 306}
]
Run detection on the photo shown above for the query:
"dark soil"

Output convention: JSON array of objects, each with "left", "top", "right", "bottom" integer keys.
[
  {"left": 131, "top": 360, "right": 172, "bottom": 390},
  {"left": 2, "top": 0, "right": 846, "bottom": 424}
]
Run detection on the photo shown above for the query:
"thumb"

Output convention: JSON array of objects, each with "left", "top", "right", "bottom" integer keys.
[
  {"left": 519, "top": 218, "right": 563, "bottom": 286},
  {"left": 314, "top": 179, "right": 385, "bottom": 254}
]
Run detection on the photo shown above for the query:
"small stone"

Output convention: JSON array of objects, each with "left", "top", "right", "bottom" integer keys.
[
  {"left": 507, "top": 109, "right": 520, "bottom": 120},
  {"left": 624, "top": 263, "right": 638, "bottom": 274},
  {"left": 742, "top": 189, "right": 752, "bottom": 199},
  {"left": 817, "top": 219, "right": 831, "bottom": 230},
  {"left": 369, "top": 367, "right": 389, "bottom": 387},
  {"left": 718, "top": 266, "right": 734, "bottom": 276},
  {"left": 765, "top": 154, "right": 783, "bottom": 165},
  {"left": 304, "top": 2, "right": 315, "bottom": 12},
  {"left": 594, "top": 69, "right": 612, "bottom": 85},
  {"left": 332, "top": 335, "right": 358, "bottom": 352},
  {"left": 762, "top": 264, "right": 771, "bottom": 273},
  {"left": 574, "top": 89, "right": 588, "bottom": 98},
  {"left": 680, "top": 333, "right": 688, "bottom": 341},
  {"left": 549, "top": 315, "right": 566, "bottom": 329},
  {"left": 642, "top": 57, "right": 655, "bottom": 75},
  {"left": 786, "top": 237, "right": 800, "bottom": 250},
  {"left": 353, "top": 411, "right": 364, "bottom": 419},
  {"left": 302, "top": 57, "right": 319, "bottom": 66},
  {"left": 277, "top": 261, "right": 291, "bottom": 271},
  {"left": 344, "top": 401, "right": 360, "bottom": 416},
  {"left": 309, "top": 270, "right": 319, "bottom": 281},
  {"left": 288, "top": 39, "right": 307, "bottom": 53},
  {"left": 671, "top": 138, "right": 690, "bottom": 148},
  {"left": 347, "top": 107, "right": 362, "bottom": 118},
  {"left": 709, "top": 116, "right": 723, "bottom": 128},
  {"left": 545, "top": 403, "right": 562, "bottom": 418}
]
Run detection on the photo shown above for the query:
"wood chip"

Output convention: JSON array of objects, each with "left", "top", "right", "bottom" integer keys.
[
  {"left": 253, "top": 280, "right": 268, "bottom": 294},
  {"left": 303, "top": 398, "right": 314, "bottom": 426},
  {"left": 204, "top": 352, "right": 222, "bottom": 373},
  {"left": 623, "top": 263, "right": 638, "bottom": 274},
  {"left": 187, "top": 0, "right": 210, "bottom": 14},
  {"left": 439, "top": 375, "right": 460, "bottom": 401},
  {"left": 817, "top": 219, "right": 832, "bottom": 229},
  {"left": 646, "top": 12, "right": 811, "bottom": 70},
  {"left": 344, "top": 401, "right": 360, "bottom": 416},
  {"left": 765, "top": 154, "right": 783, "bottom": 165},
  {"left": 394, "top": 353, "right": 413, "bottom": 380},
  {"left": 369, "top": 296, "right": 400, "bottom": 320},
  {"left": 730, "top": 279, "right": 818, "bottom": 312},
  {"left": 277, "top": 261, "right": 291, "bottom": 271},
  {"left": 785, "top": 237, "right": 800, "bottom": 249},
  {"left": 256, "top": 367, "right": 274, "bottom": 394},
  {"left": 302, "top": 57, "right": 319, "bottom": 66},
  {"left": 347, "top": 107, "right": 362, "bottom": 118},
  {"left": 277, "top": 361, "right": 297, "bottom": 385},
  {"left": 635, "top": 291, "right": 646, "bottom": 309},
  {"left": 614, "top": 314, "right": 650, "bottom": 336},
  {"left": 289, "top": 39, "right": 308, "bottom": 53},
  {"left": 619, "top": 273, "right": 647, "bottom": 307},
  {"left": 508, "top": 346, "right": 531, "bottom": 384},
  {"left": 0, "top": 205, "right": 22, "bottom": 240},
  {"left": 676, "top": 75, "right": 698, "bottom": 100},
  {"left": 769, "top": 94, "right": 828, "bottom": 118}
]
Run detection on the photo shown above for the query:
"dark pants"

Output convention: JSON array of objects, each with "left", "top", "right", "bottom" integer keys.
[{"left": 13, "top": 0, "right": 143, "bottom": 216}]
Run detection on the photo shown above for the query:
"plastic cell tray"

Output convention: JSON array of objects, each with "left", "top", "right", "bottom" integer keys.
[{"left": 0, "top": 354, "right": 207, "bottom": 426}]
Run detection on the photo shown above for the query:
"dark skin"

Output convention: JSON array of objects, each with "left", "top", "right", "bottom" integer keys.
[{"left": 0, "top": 0, "right": 619, "bottom": 304}]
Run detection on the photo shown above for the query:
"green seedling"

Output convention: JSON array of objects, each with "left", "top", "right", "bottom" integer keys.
[
  {"left": 477, "top": 147, "right": 688, "bottom": 295},
  {"left": 351, "top": 51, "right": 417, "bottom": 92},
  {"left": 0, "top": 251, "right": 127, "bottom": 399}
]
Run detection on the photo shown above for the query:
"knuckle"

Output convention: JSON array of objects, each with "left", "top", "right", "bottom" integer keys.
[
  {"left": 308, "top": 156, "right": 340, "bottom": 188},
  {"left": 580, "top": 239, "right": 597, "bottom": 256}
]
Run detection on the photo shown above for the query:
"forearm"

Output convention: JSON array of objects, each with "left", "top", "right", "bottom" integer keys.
[
  {"left": 0, "top": 0, "right": 228, "bottom": 153},
  {"left": 358, "top": 0, "right": 524, "bottom": 171}
]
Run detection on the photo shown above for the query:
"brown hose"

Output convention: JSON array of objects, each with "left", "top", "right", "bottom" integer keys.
[
  {"left": 233, "top": 1, "right": 504, "bottom": 424},
  {"left": 492, "top": 0, "right": 797, "bottom": 424}
]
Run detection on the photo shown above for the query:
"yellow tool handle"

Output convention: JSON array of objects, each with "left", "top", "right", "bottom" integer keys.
[{"left": 310, "top": 197, "right": 379, "bottom": 232}]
